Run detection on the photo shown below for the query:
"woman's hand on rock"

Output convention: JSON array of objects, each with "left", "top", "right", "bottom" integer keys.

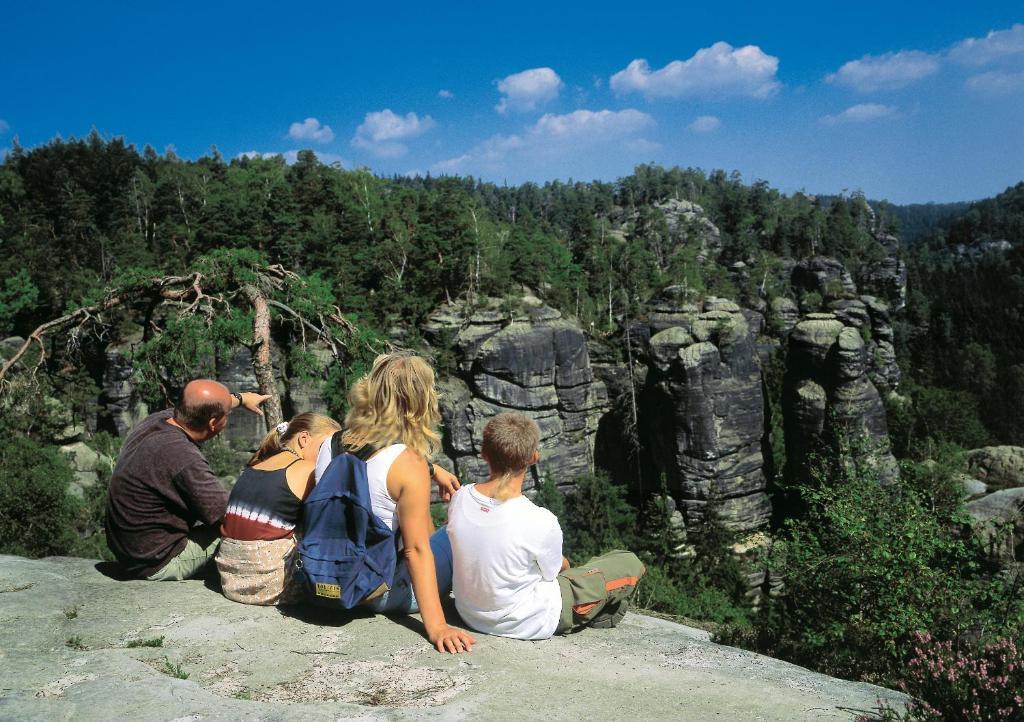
[
  {"left": 432, "top": 464, "right": 461, "bottom": 502},
  {"left": 429, "top": 624, "right": 475, "bottom": 654}
]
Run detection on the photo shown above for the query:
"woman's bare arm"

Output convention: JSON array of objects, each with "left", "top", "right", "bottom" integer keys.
[{"left": 391, "top": 451, "right": 475, "bottom": 654}]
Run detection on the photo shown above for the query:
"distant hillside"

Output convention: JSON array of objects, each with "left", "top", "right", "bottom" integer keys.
[
  {"left": 938, "top": 181, "right": 1024, "bottom": 246},
  {"left": 875, "top": 200, "right": 971, "bottom": 242}
]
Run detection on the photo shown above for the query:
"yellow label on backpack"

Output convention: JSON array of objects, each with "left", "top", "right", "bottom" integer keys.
[{"left": 315, "top": 582, "right": 341, "bottom": 599}]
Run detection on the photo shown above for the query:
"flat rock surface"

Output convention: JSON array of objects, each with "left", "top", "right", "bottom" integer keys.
[{"left": 0, "top": 556, "right": 905, "bottom": 721}]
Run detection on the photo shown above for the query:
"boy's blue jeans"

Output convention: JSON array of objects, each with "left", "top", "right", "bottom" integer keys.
[{"left": 365, "top": 526, "right": 452, "bottom": 614}]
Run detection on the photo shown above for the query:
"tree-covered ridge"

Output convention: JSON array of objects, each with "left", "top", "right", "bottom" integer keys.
[
  {"left": 933, "top": 181, "right": 1024, "bottom": 247},
  {"left": 0, "top": 133, "right": 890, "bottom": 342},
  {"left": 893, "top": 181, "right": 1024, "bottom": 448},
  {"left": 872, "top": 200, "right": 971, "bottom": 243}
]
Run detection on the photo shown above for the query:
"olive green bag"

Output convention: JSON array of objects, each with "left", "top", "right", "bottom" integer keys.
[{"left": 555, "top": 550, "right": 646, "bottom": 633}]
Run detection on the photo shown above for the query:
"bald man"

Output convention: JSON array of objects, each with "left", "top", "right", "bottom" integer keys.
[{"left": 105, "top": 381, "right": 269, "bottom": 580}]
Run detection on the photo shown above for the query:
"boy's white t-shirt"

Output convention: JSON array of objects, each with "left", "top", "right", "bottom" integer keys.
[{"left": 447, "top": 483, "right": 564, "bottom": 640}]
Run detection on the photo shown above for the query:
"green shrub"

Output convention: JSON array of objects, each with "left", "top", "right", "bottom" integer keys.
[
  {"left": 800, "top": 290, "right": 823, "bottom": 312},
  {"left": 532, "top": 472, "right": 565, "bottom": 519},
  {"left": 126, "top": 636, "right": 165, "bottom": 648},
  {"left": 634, "top": 480, "right": 752, "bottom": 628},
  {"left": 429, "top": 502, "right": 447, "bottom": 528},
  {"left": 687, "top": 496, "right": 750, "bottom": 603},
  {"left": 562, "top": 472, "right": 636, "bottom": 561},
  {"left": 751, "top": 446, "right": 998, "bottom": 682},
  {"left": 888, "top": 382, "right": 990, "bottom": 458},
  {"left": 676, "top": 585, "right": 750, "bottom": 628},
  {"left": 160, "top": 656, "right": 189, "bottom": 679},
  {"left": 637, "top": 482, "right": 686, "bottom": 577},
  {"left": 0, "top": 434, "right": 81, "bottom": 557},
  {"left": 203, "top": 438, "right": 241, "bottom": 478}
]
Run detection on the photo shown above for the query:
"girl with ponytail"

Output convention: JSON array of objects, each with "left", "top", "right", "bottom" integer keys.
[{"left": 216, "top": 412, "right": 340, "bottom": 605}]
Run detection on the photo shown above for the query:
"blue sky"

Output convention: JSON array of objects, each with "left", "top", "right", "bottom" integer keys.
[{"left": 1, "top": 1, "right": 1022, "bottom": 203}]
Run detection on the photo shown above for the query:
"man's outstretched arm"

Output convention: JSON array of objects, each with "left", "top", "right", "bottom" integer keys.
[{"left": 229, "top": 391, "right": 271, "bottom": 416}]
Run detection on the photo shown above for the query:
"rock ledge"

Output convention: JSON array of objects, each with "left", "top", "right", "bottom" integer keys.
[{"left": 0, "top": 556, "right": 905, "bottom": 720}]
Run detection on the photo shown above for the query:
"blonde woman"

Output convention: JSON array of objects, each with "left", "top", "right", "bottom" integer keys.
[
  {"left": 314, "top": 353, "right": 475, "bottom": 654},
  {"left": 217, "top": 413, "right": 341, "bottom": 605}
]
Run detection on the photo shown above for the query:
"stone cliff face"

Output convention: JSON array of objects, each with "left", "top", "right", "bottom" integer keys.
[
  {"left": 637, "top": 289, "right": 771, "bottom": 533},
  {"left": 783, "top": 312, "right": 899, "bottom": 485},
  {"left": 859, "top": 231, "right": 908, "bottom": 313},
  {"left": 15, "top": 246, "right": 905, "bottom": 548},
  {"left": 653, "top": 198, "right": 723, "bottom": 261},
  {"left": 423, "top": 295, "right": 609, "bottom": 489},
  {"left": 779, "top": 256, "right": 901, "bottom": 484},
  {"left": 99, "top": 337, "right": 328, "bottom": 454},
  {"left": 959, "top": 446, "right": 1024, "bottom": 564}
]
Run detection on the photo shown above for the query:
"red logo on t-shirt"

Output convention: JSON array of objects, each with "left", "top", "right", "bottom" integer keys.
[{"left": 480, "top": 506, "right": 490, "bottom": 512}]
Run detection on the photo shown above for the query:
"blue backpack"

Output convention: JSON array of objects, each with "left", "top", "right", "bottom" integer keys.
[{"left": 292, "top": 449, "right": 397, "bottom": 608}]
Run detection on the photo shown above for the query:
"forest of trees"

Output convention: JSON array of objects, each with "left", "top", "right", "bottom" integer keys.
[
  {"left": 1, "top": 134, "right": 1022, "bottom": 717},
  {"left": 0, "top": 132, "right": 893, "bottom": 340}
]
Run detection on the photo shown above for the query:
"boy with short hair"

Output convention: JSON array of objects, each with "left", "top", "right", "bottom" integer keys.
[{"left": 446, "top": 412, "right": 646, "bottom": 640}]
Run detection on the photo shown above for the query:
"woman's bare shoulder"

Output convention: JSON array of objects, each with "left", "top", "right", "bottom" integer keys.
[
  {"left": 286, "top": 458, "right": 316, "bottom": 477},
  {"left": 392, "top": 447, "right": 428, "bottom": 471},
  {"left": 388, "top": 447, "right": 430, "bottom": 491}
]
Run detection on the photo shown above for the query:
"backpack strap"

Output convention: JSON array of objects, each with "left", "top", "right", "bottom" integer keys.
[{"left": 330, "top": 429, "right": 398, "bottom": 464}]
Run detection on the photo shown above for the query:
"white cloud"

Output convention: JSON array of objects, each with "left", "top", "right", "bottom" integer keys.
[
  {"left": 432, "top": 108, "right": 653, "bottom": 174},
  {"left": 826, "top": 50, "right": 940, "bottom": 92},
  {"left": 352, "top": 109, "right": 436, "bottom": 158},
  {"left": 819, "top": 103, "right": 898, "bottom": 125},
  {"left": 287, "top": 117, "right": 335, "bottom": 144},
  {"left": 532, "top": 108, "right": 653, "bottom": 138},
  {"left": 0, "top": 119, "right": 8, "bottom": 135},
  {"left": 965, "top": 70, "right": 1024, "bottom": 95},
  {"left": 689, "top": 115, "right": 721, "bottom": 133},
  {"left": 438, "top": 89, "right": 455, "bottom": 99},
  {"left": 610, "top": 42, "right": 780, "bottom": 99},
  {"left": 495, "top": 67, "right": 563, "bottom": 113},
  {"left": 236, "top": 149, "right": 346, "bottom": 166},
  {"left": 949, "top": 24, "right": 1024, "bottom": 66}
]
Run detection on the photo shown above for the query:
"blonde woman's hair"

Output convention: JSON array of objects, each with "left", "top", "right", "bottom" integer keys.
[
  {"left": 248, "top": 412, "right": 341, "bottom": 466},
  {"left": 342, "top": 353, "right": 441, "bottom": 458},
  {"left": 482, "top": 413, "right": 540, "bottom": 476}
]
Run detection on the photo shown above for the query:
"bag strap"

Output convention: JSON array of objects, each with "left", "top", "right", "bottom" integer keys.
[{"left": 329, "top": 430, "right": 402, "bottom": 463}]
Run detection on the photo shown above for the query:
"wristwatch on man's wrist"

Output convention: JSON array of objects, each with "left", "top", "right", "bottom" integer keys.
[{"left": 231, "top": 392, "right": 243, "bottom": 409}]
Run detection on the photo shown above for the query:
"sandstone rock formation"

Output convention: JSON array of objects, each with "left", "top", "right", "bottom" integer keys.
[
  {"left": 0, "top": 555, "right": 907, "bottom": 721},
  {"left": 963, "top": 446, "right": 1024, "bottom": 564},
  {"left": 100, "top": 334, "right": 149, "bottom": 437},
  {"left": 99, "top": 340, "right": 301, "bottom": 453},
  {"left": 967, "top": 446, "right": 1024, "bottom": 490},
  {"left": 859, "top": 231, "right": 909, "bottom": 312},
  {"left": 653, "top": 198, "right": 722, "bottom": 260},
  {"left": 424, "top": 295, "right": 608, "bottom": 490},
  {"left": 965, "top": 488, "right": 1024, "bottom": 564},
  {"left": 784, "top": 313, "right": 899, "bottom": 485},
  {"left": 791, "top": 256, "right": 858, "bottom": 304},
  {"left": 59, "top": 442, "right": 113, "bottom": 500},
  {"left": 639, "top": 290, "right": 771, "bottom": 533}
]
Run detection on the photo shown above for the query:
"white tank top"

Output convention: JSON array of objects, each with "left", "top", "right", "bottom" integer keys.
[
  {"left": 313, "top": 439, "right": 407, "bottom": 532},
  {"left": 365, "top": 443, "right": 406, "bottom": 532}
]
